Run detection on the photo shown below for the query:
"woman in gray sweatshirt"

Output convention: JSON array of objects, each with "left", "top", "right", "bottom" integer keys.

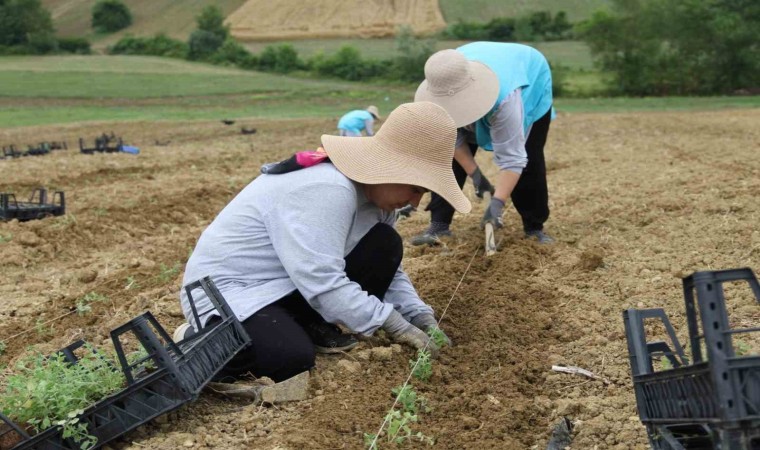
[{"left": 177, "top": 102, "right": 471, "bottom": 382}]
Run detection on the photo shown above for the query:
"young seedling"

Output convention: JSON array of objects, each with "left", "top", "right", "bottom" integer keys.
[
  {"left": 391, "top": 385, "right": 429, "bottom": 415},
  {"left": 76, "top": 292, "right": 108, "bottom": 316},
  {"left": 0, "top": 233, "right": 12, "bottom": 243},
  {"left": 124, "top": 276, "right": 139, "bottom": 290},
  {"left": 0, "top": 347, "right": 124, "bottom": 449},
  {"left": 158, "top": 262, "right": 180, "bottom": 282},
  {"left": 0, "top": 340, "right": 6, "bottom": 356},
  {"left": 410, "top": 349, "right": 432, "bottom": 382},
  {"left": 427, "top": 327, "right": 448, "bottom": 348}
]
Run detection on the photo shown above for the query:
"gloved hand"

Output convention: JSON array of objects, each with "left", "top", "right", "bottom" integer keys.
[
  {"left": 410, "top": 313, "right": 452, "bottom": 347},
  {"left": 470, "top": 167, "right": 495, "bottom": 199},
  {"left": 481, "top": 197, "right": 505, "bottom": 229},
  {"left": 382, "top": 310, "right": 439, "bottom": 358}
]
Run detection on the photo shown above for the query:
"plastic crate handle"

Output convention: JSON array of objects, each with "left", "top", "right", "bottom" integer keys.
[{"left": 183, "top": 277, "right": 236, "bottom": 331}]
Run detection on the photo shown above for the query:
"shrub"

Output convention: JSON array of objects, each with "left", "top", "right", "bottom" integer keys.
[
  {"left": 211, "top": 38, "right": 258, "bottom": 68},
  {"left": 91, "top": 0, "right": 132, "bottom": 33},
  {"left": 187, "top": 29, "right": 224, "bottom": 61},
  {"left": 0, "top": 0, "right": 55, "bottom": 48},
  {"left": 389, "top": 26, "right": 436, "bottom": 82},
  {"left": 108, "top": 34, "right": 188, "bottom": 58},
  {"left": 485, "top": 17, "right": 516, "bottom": 41},
  {"left": 442, "top": 20, "right": 488, "bottom": 40},
  {"left": 58, "top": 37, "right": 91, "bottom": 54},
  {"left": 258, "top": 44, "right": 303, "bottom": 73},
  {"left": 311, "top": 45, "right": 384, "bottom": 80}
]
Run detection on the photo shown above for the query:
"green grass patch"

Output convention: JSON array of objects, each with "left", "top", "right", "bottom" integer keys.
[{"left": 438, "top": 0, "right": 612, "bottom": 23}]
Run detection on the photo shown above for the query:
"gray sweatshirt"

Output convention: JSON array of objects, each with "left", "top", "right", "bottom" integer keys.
[{"left": 180, "top": 162, "right": 433, "bottom": 335}]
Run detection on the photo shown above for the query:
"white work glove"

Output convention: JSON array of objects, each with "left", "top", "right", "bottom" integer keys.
[
  {"left": 382, "top": 310, "right": 439, "bottom": 358},
  {"left": 410, "top": 313, "right": 452, "bottom": 347}
]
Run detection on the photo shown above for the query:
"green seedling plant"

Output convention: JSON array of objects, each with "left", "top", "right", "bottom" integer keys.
[
  {"left": 391, "top": 384, "right": 429, "bottom": 415},
  {"left": 364, "top": 410, "right": 434, "bottom": 448},
  {"left": 76, "top": 292, "right": 108, "bottom": 316},
  {"left": 125, "top": 276, "right": 139, "bottom": 290},
  {"left": 0, "top": 340, "right": 6, "bottom": 356},
  {"left": 0, "top": 233, "right": 12, "bottom": 243},
  {"left": 0, "top": 347, "right": 125, "bottom": 449},
  {"left": 410, "top": 349, "right": 432, "bottom": 382},
  {"left": 427, "top": 327, "right": 448, "bottom": 348},
  {"left": 158, "top": 262, "right": 180, "bottom": 282}
]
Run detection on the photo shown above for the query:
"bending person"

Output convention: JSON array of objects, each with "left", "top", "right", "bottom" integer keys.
[
  {"left": 175, "top": 102, "right": 468, "bottom": 383},
  {"left": 412, "top": 42, "right": 555, "bottom": 245},
  {"left": 337, "top": 105, "right": 381, "bottom": 137}
]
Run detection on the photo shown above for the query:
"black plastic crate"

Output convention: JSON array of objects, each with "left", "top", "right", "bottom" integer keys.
[
  {"left": 0, "top": 277, "right": 250, "bottom": 450},
  {"left": 624, "top": 268, "right": 760, "bottom": 449},
  {"left": 0, "top": 189, "right": 65, "bottom": 222},
  {"left": 79, "top": 134, "right": 122, "bottom": 155},
  {"left": 1, "top": 145, "right": 22, "bottom": 159}
]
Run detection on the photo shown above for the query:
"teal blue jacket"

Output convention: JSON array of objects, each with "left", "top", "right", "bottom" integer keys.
[
  {"left": 337, "top": 110, "right": 374, "bottom": 134},
  {"left": 457, "top": 42, "right": 554, "bottom": 151}
]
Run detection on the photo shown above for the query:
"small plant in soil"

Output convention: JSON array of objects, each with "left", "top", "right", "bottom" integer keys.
[
  {"left": 124, "top": 275, "right": 139, "bottom": 290},
  {"left": 410, "top": 349, "right": 432, "bottom": 382},
  {"left": 427, "top": 327, "right": 447, "bottom": 348},
  {"left": 158, "top": 262, "right": 180, "bottom": 282},
  {"left": 391, "top": 385, "right": 429, "bottom": 415},
  {"left": 0, "top": 347, "right": 125, "bottom": 449},
  {"left": 0, "top": 233, "right": 12, "bottom": 243},
  {"left": 0, "top": 340, "right": 6, "bottom": 356},
  {"left": 76, "top": 292, "right": 108, "bottom": 316},
  {"left": 364, "top": 410, "right": 434, "bottom": 448}
]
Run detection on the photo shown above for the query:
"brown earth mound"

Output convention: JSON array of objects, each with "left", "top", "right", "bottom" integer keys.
[
  {"left": 0, "top": 109, "right": 758, "bottom": 449},
  {"left": 226, "top": 0, "right": 446, "bottom": 40}
]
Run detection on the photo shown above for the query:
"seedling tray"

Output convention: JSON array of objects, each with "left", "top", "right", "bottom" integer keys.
[
  {"left": 0, "top": 277, "right": 250, "bottom": 450},
  {"left": 624, "top": 268, "right": 760, "bottom": 449},
  {"left": 0, "top": 189, "right": 65, "bottom": 222}
]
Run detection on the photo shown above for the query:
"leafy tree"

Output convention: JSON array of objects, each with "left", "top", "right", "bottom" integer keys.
[
  {"left": 258, "top": 44, "right": 302, "bottom": 73},
  {"left": 91, "top": 0, "right": 132, "bottom": 33},
  {"left": 0, "top": 0, "right": 55, "bottom": 49},
  {"left": 196, "top": 5, "right": 229, "bottom": 41},
  {"left": 578, "top": 0, "right": 759, "bottom": 95}
]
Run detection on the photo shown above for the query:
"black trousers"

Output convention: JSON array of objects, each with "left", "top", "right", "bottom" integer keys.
[
  {"left": 213, "top": 223, "right": 403, "bottom": 383},
  {"left": 427, "top": 107, "right": 552, "bottom": 232}
]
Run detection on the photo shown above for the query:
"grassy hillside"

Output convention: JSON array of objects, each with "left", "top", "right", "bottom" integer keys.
[
  {"left": 1, "top": 56, "right": 757, "bottom": 128},
  {"left": 42, "top": 0, "right": 246, "bottom": 44},
  {"left": 438, "top": 0, "right": 612, "bottom": 23}
]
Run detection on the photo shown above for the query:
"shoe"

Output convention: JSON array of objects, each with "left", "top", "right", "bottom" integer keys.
[
  {"left": 305, "top": 321, "right": 359, "bottom": 354},
  {"left": 410, "top": 230, "right": 452, "bottom": 246},
  {"left": 172, "top": 323, "right": 194, "bottom": 342},
  {"left": 525, "top": 230, "right": 555, "bottom": 244}
]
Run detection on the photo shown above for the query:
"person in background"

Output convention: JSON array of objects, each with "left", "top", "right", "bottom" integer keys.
[
  {"left": 411, "top": 42, "right": 555, "bottom": 245},
  {"left": 174, "top": 102, "right": 466, "bottom": 383},
  {"left": 337, "top": 105, "right": 381, "bottom": 137}
]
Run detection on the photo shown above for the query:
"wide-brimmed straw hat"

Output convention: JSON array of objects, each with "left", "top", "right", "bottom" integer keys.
[
  {"left": 321, "top": 102, "right": 471, "bottom": 214},
  {"left": 414, "top": 49, "right": 499, "bottom": 127},
  {"left": 366, "top": 105, "right": 381, "bottom": 119}
]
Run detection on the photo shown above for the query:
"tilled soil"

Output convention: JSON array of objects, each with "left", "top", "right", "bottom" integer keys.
[{"left": 1, "top": 109, "right": 759, "bottom": 449}]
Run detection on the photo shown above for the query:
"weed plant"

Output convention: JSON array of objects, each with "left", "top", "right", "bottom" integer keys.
[{"left": 0, "top": 348, "right": 124, "bottom": 449}]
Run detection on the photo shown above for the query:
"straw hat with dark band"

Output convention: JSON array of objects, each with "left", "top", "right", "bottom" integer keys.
[
  {"left": 321, "top": 102, "right": 471, "bottom": 214},
  {"left": 366, "top": 105, "right": 381, "bottom": 120},
  {"left": 414, "top": 49, "right": 500, "bottom": 127}
]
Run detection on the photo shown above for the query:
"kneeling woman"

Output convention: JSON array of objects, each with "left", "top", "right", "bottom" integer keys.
[{"left": 175, "top": 102, "right": 470, "bottom": 382}]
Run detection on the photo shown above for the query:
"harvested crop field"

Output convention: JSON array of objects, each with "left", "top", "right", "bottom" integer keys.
[
  {"left": 226, "top": 0, "right": 446, "bottom": 40},
  {"left": 1, "top": 109, "right": 759, "bottom": 449}
]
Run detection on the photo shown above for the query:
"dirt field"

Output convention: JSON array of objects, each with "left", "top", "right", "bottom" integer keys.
[
  {"left": 1, "top": 109, "right": 759, "bottom": 449},
  {"left": 226, "top": 0, "right": 446, "bottom": 40}
]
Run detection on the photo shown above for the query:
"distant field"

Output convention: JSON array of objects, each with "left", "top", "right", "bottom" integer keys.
[
  {"left": 0, "top": 56, "right": 361, "bottom": 98},
  {"left": 243, "top": 39, "right": 595, "bottom": 70},
  {"left": 42, "top": 0, "right": 246, "bottom": 44},
  {"left": 0, "top": 55, "right": 757, "bottom": 128},
  {"left": 438, "top": 0, "right": 612, "bottom": 22}
]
